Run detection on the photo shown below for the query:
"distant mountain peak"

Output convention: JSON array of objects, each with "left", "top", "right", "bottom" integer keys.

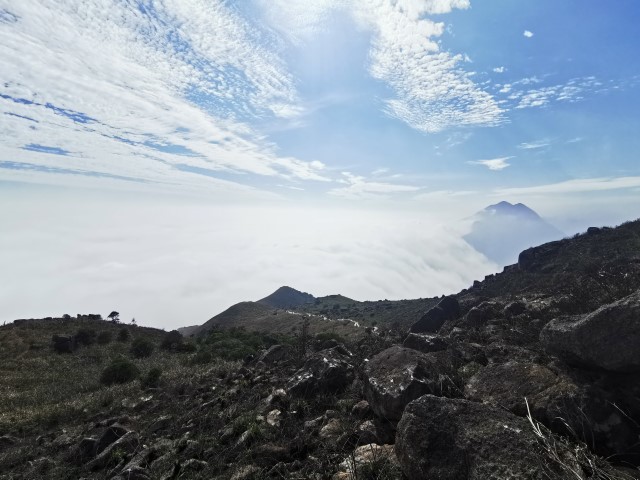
[
  {"left": 484, "top": 201, "right": 541, "bottom": 220},
  {"left": 464, "top": 201, "right": 563, "bottom": 266},
  {"left": 258, "top": 286, "right": 315, "bottom": 309}
]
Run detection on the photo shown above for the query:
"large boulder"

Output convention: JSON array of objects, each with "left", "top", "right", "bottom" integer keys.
[
  {"left": 409, "top": 296, "right": 460, "bottom": 334},
  {"left": 540, "top": 289, "right": 640, "bottom": 372},
  {"left": 286, "top": 347, "right": 354, "bottom": 397},
  {"left": 465, "top": 361, "right": 640, "bottom": 461},
  {"left": 363, "top": 346, "right": 461, "bottom": 422},
  {"left": 395, "top": 395, "right": 582, "bottom": 480},
  {"left": 257, "top": 344, "right": 294, "bottom": 364}
]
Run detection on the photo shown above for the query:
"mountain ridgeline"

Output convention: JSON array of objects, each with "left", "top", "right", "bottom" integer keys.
[{"left": 2, "top": 218, "right": 640, "bottom": 479}]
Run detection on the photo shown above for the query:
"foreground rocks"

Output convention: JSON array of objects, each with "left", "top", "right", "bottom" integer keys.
[
  {"left": 363, "top": 346, "right": 461, "bottom": 422},
  {"left": 395, "top": 395, "right": 582, "bottom": 480},
  {"left": 409, "top": 296, "right": 460, "bottom": 333},
  {"left": 286, "top": 347, "right": 355, "bottom": 397},
  {"left": 541, "top": 289, "right": 640, "bottom": 372}
]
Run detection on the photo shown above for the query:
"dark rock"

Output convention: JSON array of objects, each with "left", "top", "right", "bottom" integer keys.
[
  {"left": 258, "top": 344, "right": 294, "bottom": 364},
  {"left": 87, "top": 431, "right": 140, "bottom": 470},
  {"left": 504, "top": 301, "right": 527, "bottom": 317},
  {"left": 181, "top": 459, "right": 208, "bottom": 472},
  {"left": 95, "top": 423, "right": 129, "bottom": 456},
  {"left": 363, "top": 346, "right": 461, "bottom": 422},
  {"left": 286, "top": 347, "right": 354, "bottom": 397},
  {"left": 395, "top": 395, "right": 580, "bottom": 480},
  {"left": 464, "top": 361, "right": 640, "bottom": 460},
  {"left": 51, "top": 334, "right": 77, "bottom": 353},
  {"left": 0, "top": 435, "right": 18, "bottom": 450},
  {"left": 351, "top": 400, "right": 372, "bottom": 418},
  {"left": 541, "top": 289, "right": 640, "bottom": 372},
  {"left": 402, "top": 333, "right": 448, "bottom": 353},
  {"left": 409, "top": 296, "right": 460, "bottom": 333},
  {"left": 66, "top": 437, "right": 97, "bottom": 464},
  {"left": 587, "top": 226, "right": 601, "bottom": 235},
  {"left": 518, "top": 240, "right": 563, "bottom": 271},
  {"left": 146, "top": 415, "right": 172, "bottom": 434},
  {"left": 463, "top": 301, "right": 501, "bottom": 328}
]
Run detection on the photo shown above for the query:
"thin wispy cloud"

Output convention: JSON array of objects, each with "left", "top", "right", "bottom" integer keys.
[
  {"left": 495, "top": 176, "right": 640, "bottom": 195},
  {"left": 518, "top": 140, "right": 550, "bottom": 150},
  {"left": 468, "top": 157, "right": 513, "bottom": 171},
  {"left": 523, "top": 30, "right": 534, "bottom": 38},
  {"left": 493, "top": 66, "right": 506, "bottom": 73},
  {"left": 0, "top": 0, "right": 325, "bottom": 192},
  {"left": 328, "top": 172, "right": 421, "bottom": 198}
]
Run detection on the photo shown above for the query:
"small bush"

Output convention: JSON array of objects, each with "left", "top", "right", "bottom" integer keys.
[
  {"left": 117, "top": 328, "right": 130, "bottom": 342},
  {"left": 140, "top": 367, "right": 162, "bottom": 390},
  {"left": 130, "top": 337, "right": 154, "bottom": 358},
  {"left": 190, "top": 350, "right": 213, "bottom": 365},
  {"left": 97, "top": 331, "right": 113, "bottom": 345},
  {"left": 160, "top": 330, "right": 183, "bottom": 351},
  {"left": 175, "top": 341, "right": 197, "bottom": 353},
  {"left": 75, "top": 328, "right": 97, "bottom": 346},
  {"left": 100, "top": 358, "right": 139, "bottom": 385}
]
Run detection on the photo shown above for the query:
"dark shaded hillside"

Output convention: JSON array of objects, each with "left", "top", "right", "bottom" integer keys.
[{"left": 459, "top": 220, "right": 640, "bottom": 315}]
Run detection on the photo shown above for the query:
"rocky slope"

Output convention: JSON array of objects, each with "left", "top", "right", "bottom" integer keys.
[{"left": 1, "top": 218, "right": 640, "bottom": 479}]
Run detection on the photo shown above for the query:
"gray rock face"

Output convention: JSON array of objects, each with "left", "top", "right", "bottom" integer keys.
[
  {"left": 541, "top": 289, "right": 640, "bottom": 372},
  {"left": 409, "top": 296, "right": 460, "bottom": 334},
  {"left": 395, "top": 395, "right": 581, "bottom": 480},
  {"left": 286, "top": 347, "right": 354, "bottom": 397},
  {"left": 363, "top": 346, "right": 461, "bottom": 422}
]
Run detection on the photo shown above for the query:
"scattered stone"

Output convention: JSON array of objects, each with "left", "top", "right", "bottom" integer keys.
[
  {"left": 181, "top": 459, "right": 208, "bottom": 472},
  {"left": 230, "top": 465, "right": 261, "bottom": 480},
  {"left": 334, "top": 444, "right": 398, "bottom": 480},
  {"left": 319, "top": 418, "right": 343, "bottom": 439},
  {"left": 409, "top": 296, "right": 460, "bottom": 334},
  {"left": 266, "top": 409, "right": 281, "bottom": 427},
  {"left": 147, "top": 415, "right": 172, "bottom": 434},
  {"left": 86, "top": 431, "right": 140, "bottom": 471},
  {"left": 351, "top": 400, "right": 372, "bottom": 418},
  {"left": 95, "top": 423, "right": 129, "bottom": 456}
]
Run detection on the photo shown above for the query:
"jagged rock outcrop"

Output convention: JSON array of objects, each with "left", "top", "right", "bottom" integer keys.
[
  {"left": 541, "top": 289, "right": 640, "bottom": 372},
  {"left": 286, "top": 347, "right": 354, "bottom": 397},
  {"left": 409, "top": 296, "right": 460, "bottom": 334},
  {"left": 363, "top": 346, "right": 461, "bottom": 422},
  {"left": 257, "top": 344, "right": 294, "bottom": 364},
  {"left": 395, "top": 395, "right": 582, "bottom": 480}
]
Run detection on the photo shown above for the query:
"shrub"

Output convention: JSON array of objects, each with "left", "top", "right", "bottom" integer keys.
[
  {"left": 175, "top": 341, "right": 197, "bottom": 353},
  {"left": 190, "top": 350, "right": 213, "bottom": 365},
  {"left": 75, "top": 328, "right": 97, "bottom": 346},
  {"left": 97, "top": 331, "right": 113, "bottom": 345},
  {"left": 160, "top": 330, "right": 183, "bottom": 351},
  {"left": 210, "top": 338, "right": 255, "bottom": 361},
  {"left": 117, "top": 328, "right": 130, "bottom": 342},
  {"left": 100, "top": 358, "right": 139, "bottom": 385},
  {"left": 140, "top": 367, "right": 162, "bottom": 390},
  {"left": 130, "top": 337, "right": 154, "bottom": 358}
]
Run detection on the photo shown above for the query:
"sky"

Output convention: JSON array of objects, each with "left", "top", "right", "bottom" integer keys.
[{"left": 1, "top": 0, "right": 639, "bottom": 328}]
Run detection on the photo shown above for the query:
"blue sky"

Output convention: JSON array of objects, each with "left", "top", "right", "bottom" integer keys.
[{"left": 1, "top": 1, "right": 640, "bottom": 326}]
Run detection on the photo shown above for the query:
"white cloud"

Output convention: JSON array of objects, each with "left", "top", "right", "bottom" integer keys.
[
  {"left": 328, "top": 172, "right": 421, "bottom": 198},
  {"left": 0, "top": 0, "right": 330, "bottom": 192},
  {"left": 261, "top": 0, "right": 505, "bottom": 133},
  {"left": 495, "top": 176, "right": 640, "bottom": 196},
  {"left": 467, "top": 157, "right": 513, "bottom": 171},
  {"left": 523, "top": 30, "right": 534, "bottom": 38},
  {"left": 0, "top": 193, "right": 496, "bottom": 329},
  {"left": 518, "top": 140, "right": 550, "bottom": 150},
  {"left": 493, "top": 66, "right": 506, "bottom": 73}
]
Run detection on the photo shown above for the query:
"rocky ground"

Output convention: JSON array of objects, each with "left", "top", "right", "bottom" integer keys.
[{"left": 2, "top": 219, "right": 640, "bottom": 479}]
